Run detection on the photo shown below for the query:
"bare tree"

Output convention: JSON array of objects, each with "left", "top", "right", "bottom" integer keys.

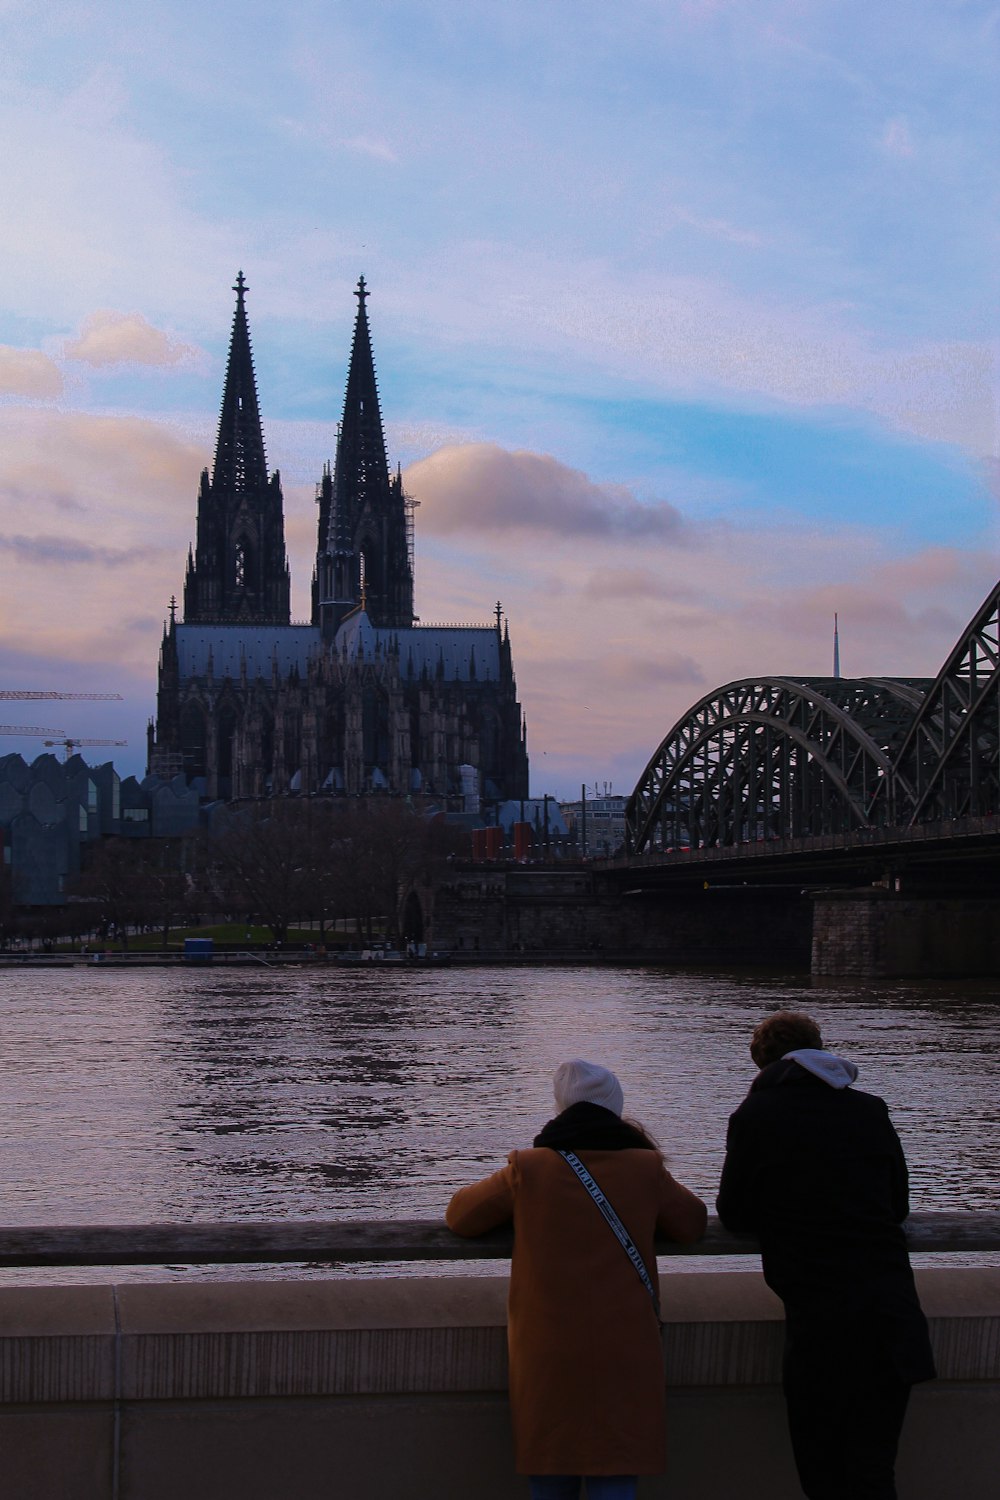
[
  {"left": 337, "top": 800, "right": 469, "bottom": 944},
  {"left": 68, "top": 837, "right": 188, "bottom": 949},
  {"left": 203, "top": 801, "right": 315, "bottom": 945},
  {"left": 196, "top": 796, "right": 470, "bottom": 948}
]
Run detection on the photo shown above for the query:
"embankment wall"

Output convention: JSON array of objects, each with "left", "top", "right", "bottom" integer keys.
[
  {"left": 0, "top": 1267, "right": 997, "bottom": 1499},
  {"left": 432, "top": 869, "right": 813, "bottom": 966}
]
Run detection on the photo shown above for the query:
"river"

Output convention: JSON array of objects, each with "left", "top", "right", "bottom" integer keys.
[{"left": 0, "top": 964, "right": 996, "bottom": 1281}]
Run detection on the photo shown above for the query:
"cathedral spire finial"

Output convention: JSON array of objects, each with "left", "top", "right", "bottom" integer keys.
[
  {"left": 211, "top": 270, "right": 269, "bottom": 495},
  {"left": 355, "top": 274, "right": 368, "bottom": 308}
]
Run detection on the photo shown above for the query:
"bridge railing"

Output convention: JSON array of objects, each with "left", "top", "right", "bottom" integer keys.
[
  {"left": 613, "top": 811, "right": 1000, "bottom": 865},
  {"left": 1, "top": 1211, "right": 997, "bottom": 1267}
]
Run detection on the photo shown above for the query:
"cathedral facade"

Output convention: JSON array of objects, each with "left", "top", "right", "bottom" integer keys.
[{"left": 148, "top": 275, "right": 529, "bottom": 805}]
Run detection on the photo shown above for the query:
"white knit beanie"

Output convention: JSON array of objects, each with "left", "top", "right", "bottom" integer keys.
[{"left": 553, "top": 1059, "right": 624, "bottom": 1117}]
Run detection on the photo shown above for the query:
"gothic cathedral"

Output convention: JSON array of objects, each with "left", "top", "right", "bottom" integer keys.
[{"left": 148, "top": 275, "right": 529, "bottom": 805}]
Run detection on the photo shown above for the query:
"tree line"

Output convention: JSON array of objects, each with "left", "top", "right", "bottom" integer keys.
[{"left": 56, "top": 799, "right": 469, "bottom": 949}]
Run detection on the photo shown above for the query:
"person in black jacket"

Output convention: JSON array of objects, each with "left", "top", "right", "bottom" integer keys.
[{"left": 717, "top": 1011, "right": 935, "bottom": 1500}]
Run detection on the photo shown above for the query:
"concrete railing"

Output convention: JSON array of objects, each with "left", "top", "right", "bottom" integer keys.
[
  {"left": 0, "top": 1218, "right": 997, "bottom": 1500},
  {"left": 2, "top": 1210, "right": 999, "bottom": 1266}
]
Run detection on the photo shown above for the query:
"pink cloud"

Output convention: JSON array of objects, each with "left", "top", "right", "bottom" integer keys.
[
  {"left": 406, "top": 443, "right": 688, "bottom": 540},
  {"left": 0, "top": 408, "right": 204, "bottom": 684},
  {"left": 0, "top": 409, "right": 204, "bottom": 515},
  {"left": 584, "top": 567, "right": 700, "bottom": 603},
  {"left": 0, "top": 346, "right": 62, "bottom": 399},
  {"left": 64, "top": 310, "right": 200, "bottom": 368},
  {"left": 594, "top": 651, "right": 704, "bottom": 689}
]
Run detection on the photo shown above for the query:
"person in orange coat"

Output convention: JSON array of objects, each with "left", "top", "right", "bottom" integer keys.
[{"left": 446, "top": 1059, "right": 707, "bottom": 1500}]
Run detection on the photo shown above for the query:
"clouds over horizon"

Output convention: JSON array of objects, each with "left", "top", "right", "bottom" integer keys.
[
  {"left": 0, "top": 395, "right": 995, "bottom": 793},
  {"left": 0, "top": 406, "right": 203, "bottom": 689},
  {"left": 0, "top": 533, "right": 161, "bottom": 568},
  {"left": 406, "top": 443, "right": 690, "bottom": 541},
  {"left": 0, "top": 407, "right": 204, "bottom": 525}
]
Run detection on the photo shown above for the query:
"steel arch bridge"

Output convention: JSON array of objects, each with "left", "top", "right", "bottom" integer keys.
[
  {"left": 872, "top": 582, "right": 1000, "bottom": 825},
  {"left": 625, "top": 579, "right": 1000, "bottom": 855}
]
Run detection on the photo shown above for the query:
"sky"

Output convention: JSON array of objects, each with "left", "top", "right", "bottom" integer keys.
[{"left": 0, "top": 0, "right": 997, "bottom": 799}]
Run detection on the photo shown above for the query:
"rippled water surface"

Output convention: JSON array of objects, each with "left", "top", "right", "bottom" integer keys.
[{"left": 1, "top": 965, "right": 997, "bottom": 1279}]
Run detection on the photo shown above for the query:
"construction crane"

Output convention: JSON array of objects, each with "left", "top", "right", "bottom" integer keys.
[
  {"left": 0, "top": 693, "right": 127, "bottom": 761},
  {"left": 0, "top": 728, "right": 127, "bottom": 762},
  {"left": 0, "top": 725, "right": 66, "bottom": 738},
  {"left": 43, "top": 737, "right": 128, "bottom": 761},
  {"left": 0, "top": 691, "right": 123, "bottom": 701}
]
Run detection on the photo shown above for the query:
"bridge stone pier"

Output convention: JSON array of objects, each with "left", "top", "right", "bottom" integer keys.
[
  {"left": 812, "top": 889, "right": 1000, "bottom": 978},
  {"left": 0, "top": 1267, "right": 997, "bottom": 1500}
]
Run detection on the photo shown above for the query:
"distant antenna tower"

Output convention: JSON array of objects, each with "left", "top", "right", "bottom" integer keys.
[{"left": 833, "top": 613, "right": 841, "bottom": 678}]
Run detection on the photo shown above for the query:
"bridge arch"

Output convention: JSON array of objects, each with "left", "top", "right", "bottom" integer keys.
[
  {"left": 625, "top": 676, "right": 929, "bottom": 855},
  {"left": 880, "top": 579, "right": 1000, "bottom": 825}
]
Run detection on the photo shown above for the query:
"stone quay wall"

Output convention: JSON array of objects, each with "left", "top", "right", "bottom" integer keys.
[
  {"left": 431, "top": 867, "right": 813, "bottom": 967},
  {"left": 430, "top": 866, "right": 1000, "bottom": 977},
  {"left": 812, "top": 891, "right": 1000, "bottom": 977},
  {"left": 0, "top": 1267, "right": 996, "bottom": 1499}
]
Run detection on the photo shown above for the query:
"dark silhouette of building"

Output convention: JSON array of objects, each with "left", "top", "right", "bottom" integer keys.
[
  {"left": 183, "top": 273, "right": 291, "bottom": 627},
  {"left": 314, "top": 276, "right": 414, "bottom": 638},
  {"left": 148, "top": 275, "right": 529, "bottom": 805},
  {"left": 0, "top": 752, "right": 199, "bottom": 907}
]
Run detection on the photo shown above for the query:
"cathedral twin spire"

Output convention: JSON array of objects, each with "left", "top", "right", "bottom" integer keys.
[
  {"left": 316, "top": 275, "right": 415, "bottom": 638},
  {"left": 211, "top": 270, "right": 270, "bottom": 498},
  {"left": 335, "top": 276, "right": 392, "bottom": 516},
  {"left": 184, "top": 272, "right": 414, "bottom": 638},
  {"left": 183, "top": 271, "right": 290, "bottom": 625}
]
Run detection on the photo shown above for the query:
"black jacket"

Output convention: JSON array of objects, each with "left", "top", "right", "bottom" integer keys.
[{"left": 717, "top": 1057, "right": 935, "bottom": 1383}]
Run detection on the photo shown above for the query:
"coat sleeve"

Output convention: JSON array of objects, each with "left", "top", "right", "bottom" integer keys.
[
  {"left": 445, "top": 1155, "right": 516, "bottom": 1237},
  {"left": 656, "top": 1165, "right": 708, "bottom": 1245},
  {"left": 715, "top": 1108, "right": 759, "bottom": 1233}
]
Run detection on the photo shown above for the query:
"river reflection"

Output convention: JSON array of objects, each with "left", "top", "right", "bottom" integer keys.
[{"left": 0, "top": 965, "right": 996, "bottom": 1281}]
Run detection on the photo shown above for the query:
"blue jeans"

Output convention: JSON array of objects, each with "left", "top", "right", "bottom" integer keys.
[{"left": 529, "top": 1479, "right": 638, "bottom": 1500}]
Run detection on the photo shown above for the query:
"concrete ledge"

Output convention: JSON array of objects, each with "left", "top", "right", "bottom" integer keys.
[
  {"left": 1, "top": 1268, "right": 997, "bottom": 1402},
  {"left": 0, "top": 1268, "right": 997, "bottom": 1500},
  {"left": 0, "top": 1285, "right": 116, "bottom": 1402}
]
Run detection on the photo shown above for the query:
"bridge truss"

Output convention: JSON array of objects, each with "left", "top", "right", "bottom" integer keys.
[
  {"left": 877, "top": 580, "right": 1000, "bottom": 826},
  {"left": 626, "top": 677, "right": 929, "bottom": 854},
  {"left": 626, "top": 580, "right": 1000, "bottom": 854}
]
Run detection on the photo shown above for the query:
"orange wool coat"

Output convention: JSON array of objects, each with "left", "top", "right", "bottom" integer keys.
[{"left": 446, "top": 1147, "right": 707, "bottom": 1476}]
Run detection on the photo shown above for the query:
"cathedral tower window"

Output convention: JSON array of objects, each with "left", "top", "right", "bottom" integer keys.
[
  {"left": 234, "top": 539, "right": 252, "bottom": 590},
  {"left": 180, "top": 704, "right": 208, "bottom": 781}
]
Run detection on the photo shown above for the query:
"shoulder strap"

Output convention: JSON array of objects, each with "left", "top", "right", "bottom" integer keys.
[{"left": 557, "top": 1149, "right": 660, "bottom": 1316}]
